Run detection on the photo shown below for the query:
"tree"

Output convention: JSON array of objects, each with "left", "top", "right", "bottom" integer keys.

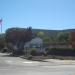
[
  {"left": 57, "top": 32, "right": 70, "bottom": 43},
  {"left": 70, "top": 31, "right": 75, "bottom": 48},
  {"left": 43, "top": 36, "right": 50, "bottom": 47},
  {"left": 5, "top": 27, "right": 33, "bottom": 55},
  {"left": 0, "top": 37, "right": 5, "bottom": 50},
  {"left": 36, "top": 31, "right": 45, "bottom": 39},
  {"left": 0, "top": 34, "right": 6, "bottom": 50}
]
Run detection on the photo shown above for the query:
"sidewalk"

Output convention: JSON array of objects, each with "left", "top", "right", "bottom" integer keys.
[{"left": 43, "top": 59, "right": 75, "bottom": 65}]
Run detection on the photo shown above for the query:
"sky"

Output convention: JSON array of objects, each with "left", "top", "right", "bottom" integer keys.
[{"left": 0, "top": 0, "right": 75, "bottom": 32}]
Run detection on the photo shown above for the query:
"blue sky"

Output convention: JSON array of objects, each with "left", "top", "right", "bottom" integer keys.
[{"left": 0, "top": 0, "right": 75, "bottom": 32}]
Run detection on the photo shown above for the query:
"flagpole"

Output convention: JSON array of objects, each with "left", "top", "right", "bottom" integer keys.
[
  {"left": 1, "top": 22, "right": 2, "bottom": 34},
  {"left": 0, "top": 18, "right": 2, "bottom": 34}
]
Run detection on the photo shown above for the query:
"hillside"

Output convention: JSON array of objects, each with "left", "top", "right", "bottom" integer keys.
[
  {"left": 32, "top": 29, "right": 61, "bottom": 37},
  {"left": 32, "top": 28, "right": 75, "bottom": 38},
  {"left": 1, "top": 28, "right": 75, "bottom": 38}
]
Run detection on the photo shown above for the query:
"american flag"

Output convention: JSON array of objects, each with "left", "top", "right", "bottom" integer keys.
[{"left": 0, "top": 18, "right": 2, "bottom": 25}]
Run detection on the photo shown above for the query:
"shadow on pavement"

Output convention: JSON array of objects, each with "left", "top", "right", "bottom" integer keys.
[{"left": 1, "top": 53, "right": 20, "bottom": 57}]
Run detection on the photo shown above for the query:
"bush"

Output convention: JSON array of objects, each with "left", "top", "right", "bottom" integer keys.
[
  {"left": 30, "top": 48, "right": 37, "bottom": 56},
  {"left": 47, "top": 48, "right": 75, "bottom": 56}
]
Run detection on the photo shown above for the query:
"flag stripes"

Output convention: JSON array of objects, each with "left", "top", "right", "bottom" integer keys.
[{"left": 0, "top": 18, "right": 2, "bottom": 25}]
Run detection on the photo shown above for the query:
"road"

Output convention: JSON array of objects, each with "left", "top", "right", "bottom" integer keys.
[{"left": 0, "top": 53, "right": 75, "bottom": 75}]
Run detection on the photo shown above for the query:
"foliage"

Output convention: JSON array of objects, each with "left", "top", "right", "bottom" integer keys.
[
  {"left": 5, "top": 27, "right": 32, "bottom": 43},
  {"left": 30, "top": 48, "right": 37, "bottom": 56},
  {"left": 70, "top": 31, "right": 75, "bottom": 48},
  {"left": 0, "top": 35, "right": 6, "bottom": 50},
  {"left": 57, "top": 32, "right": 69, "bottom": 42},
  {"left": 36, "top": 31, "right": 45, "bottom": 39},
  {"left": 47, "top": 47, "right": 75, "bottom": 56},
  {"left": 43, "top": 36, "right": 50, "bottom": 47},
  {"left": 37, "top": 32, "right": 51, "bottom": 47},
  {"left": 5, "top": 27, "right": 33, "bottom": 55}
]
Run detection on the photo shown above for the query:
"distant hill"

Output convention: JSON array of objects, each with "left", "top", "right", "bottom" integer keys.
[
  {"left": 32, "top": 29, "right": 61, "bottom": 37},
  {"left": 32, "top": 28, "right": 75, "bottom": 38}
]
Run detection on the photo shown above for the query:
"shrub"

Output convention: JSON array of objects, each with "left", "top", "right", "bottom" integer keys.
[
  {"left": 47, "top": 48, "right": 75, "bottom": 56},
  {"left": 30, "top": 48, "right": 37, "bottom": 56}
]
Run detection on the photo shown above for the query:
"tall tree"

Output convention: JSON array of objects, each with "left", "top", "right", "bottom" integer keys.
[
  {"left": 5, "top": 27, "right": 33, "bottom": 55},
  {"left": 43, "top": 36, "right": 50, "bottom": 47},
  {"left": 36, "top": 31, "right": 45, "bottom": 39},
  {"left": 0, "top": 34, "right": 6, "bottom": 50},
  {"left": 57, "top": 32, "right": 70, "bottom": 44},
  {"left": 70, "top": 31, "right": 75, "bottom": 48},
  {"left": 0, "top": 37, "right": 5, "bottom": 49}
]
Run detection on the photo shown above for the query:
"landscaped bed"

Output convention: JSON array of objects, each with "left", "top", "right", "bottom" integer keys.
[{"left": 21, "top": 55, "right": 75, "bottom": 61}]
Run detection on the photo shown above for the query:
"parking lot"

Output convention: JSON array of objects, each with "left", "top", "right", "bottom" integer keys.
[{"left": 0, "top": 53, "right": 75, "bottom": 75}]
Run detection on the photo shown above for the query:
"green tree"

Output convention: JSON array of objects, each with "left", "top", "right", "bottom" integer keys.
[
  {"left": 43, "top": 36, "right": 50, "bottom": 47},
  {"left": 37, "top": 31, "right": 45, "bottom": 39},
  {"left": 57, "top": 32, "right": 70, "bottom": 44}
]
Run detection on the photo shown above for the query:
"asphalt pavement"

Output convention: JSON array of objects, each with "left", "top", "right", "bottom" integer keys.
[{"left": 0, "top": 53, "right": 75, "bottom": 75}]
